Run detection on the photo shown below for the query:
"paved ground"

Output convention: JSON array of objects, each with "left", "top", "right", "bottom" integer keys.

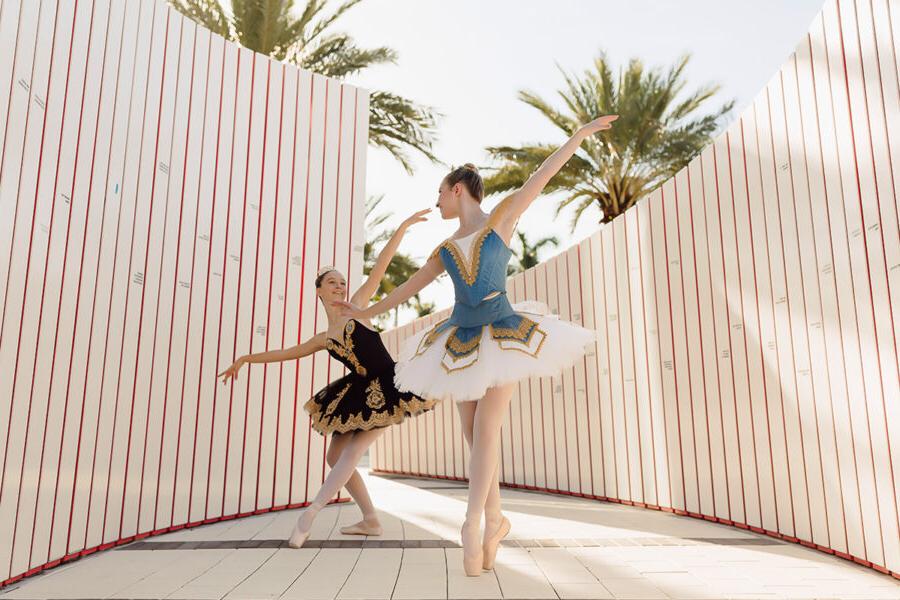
[{"left": 2, "top": 470, "right": 898, "bottom": 599}]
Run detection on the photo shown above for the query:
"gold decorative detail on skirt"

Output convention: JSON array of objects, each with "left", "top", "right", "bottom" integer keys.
[
  {"left": 304, "top": 392, "right": 438, "bottom": 435},
  {"left": 365, "top": 379, "right": 386, "bottom": 409},
  {"left": 325, "top": 383, "right": 352, "bottom": 415},
  {"left": 415, "top": 318, "right": 450, "bottom": 356},
  {"left": 445, "top": 326, "right": 484, "bottom": 357},
  {"left": 489, "top": 316, "right": 538, "bottom": 343}
]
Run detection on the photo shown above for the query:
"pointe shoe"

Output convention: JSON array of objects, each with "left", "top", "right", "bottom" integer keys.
[
  {"left": 287, "top": 523, "right": 310, "bottom": 549},
  {"left": 287, "top": 504, "right": 320, "bottom": 548},
  {"left": 481, "top": 516, "right": 510, "bottom": 570},
  {"left": 340, "top": 519, "right": 384, "bottom": 536},
  {"left": 461, "top": 520, "right": 484, "bottom": 577}
]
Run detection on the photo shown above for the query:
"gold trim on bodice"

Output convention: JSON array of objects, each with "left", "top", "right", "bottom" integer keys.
[
  {"left": 438, "top": 226, "right": 492, "bottom": 286},
  {"left": 325, "top": 319, "right": 368, "bottom": 376}
]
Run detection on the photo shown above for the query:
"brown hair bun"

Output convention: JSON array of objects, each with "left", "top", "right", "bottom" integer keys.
[{"left": 445, "top": 163, "right": 484, "bottom": 202}]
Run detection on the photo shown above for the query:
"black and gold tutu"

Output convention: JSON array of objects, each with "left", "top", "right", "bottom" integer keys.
[{"left": 304, "top": 319, "right": 437, "bottom": 435}]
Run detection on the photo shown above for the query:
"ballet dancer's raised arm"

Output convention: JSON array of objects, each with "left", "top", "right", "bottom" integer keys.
[
  {"left": 349, "top": 208, "right": 430, "bottom": 307},
  {"left": 489, "top": 115, "right": 617, "bottom": 238},
  {"left": 340, "top": 251, "right": 445, "bottom": 322}
]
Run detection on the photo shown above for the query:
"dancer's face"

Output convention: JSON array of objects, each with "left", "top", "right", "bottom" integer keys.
[
  {"left": 317, "top": 271, "right": 347, "bottom": 304},
  {"left": 436, "top": 179, "right": 460, "bottom": 219}
]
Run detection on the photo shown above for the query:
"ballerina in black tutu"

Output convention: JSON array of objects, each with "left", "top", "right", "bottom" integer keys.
[{"left": 218, "top": 208, "right": 436, "bottom": 548}]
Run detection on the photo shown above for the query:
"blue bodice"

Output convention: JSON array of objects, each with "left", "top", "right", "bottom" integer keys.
[
  {"left": 416, "top": 226, "right": 545, "bottom": 371},
  {"left": 437, "top": 227, "right": 512, "bottom": 306}
]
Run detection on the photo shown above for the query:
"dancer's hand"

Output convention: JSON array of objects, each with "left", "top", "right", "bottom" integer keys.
[
  {"left": 335, "top": 300, "right": 369, "bottom": 320},
  {"left": 577, "top": 114, "right": 618, "bottom": 136},
  {"left": 398, "top": 208, "right": 431, "bottom": 231},
  {"left": 217, "top": 356, "right": 246, "bottom": 385}
]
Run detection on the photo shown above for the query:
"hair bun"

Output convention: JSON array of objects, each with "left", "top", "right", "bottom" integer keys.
[{"left": 462, "top": 163, "right": 478, "bottom": 171}]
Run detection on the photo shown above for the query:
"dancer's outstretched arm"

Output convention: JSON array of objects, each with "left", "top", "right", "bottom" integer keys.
[
  {"left": 339, "top": 253, "right": 444, "bottom": 321},
  {"left": 350, "top": 208, "right": 430, "bottom": 307},
  {"left": 490, "top": 115, "right": 618, "bottom": 235},
  {"left": 217, "top": 333, "right": 326, "bottom": 385}
]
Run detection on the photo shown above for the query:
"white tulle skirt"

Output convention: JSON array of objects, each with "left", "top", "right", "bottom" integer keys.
[{"left": 394, "top": 301, "right": 598, "bottom": 403}]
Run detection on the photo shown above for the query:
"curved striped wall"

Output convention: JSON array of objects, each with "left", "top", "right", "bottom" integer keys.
[
  {"left": 0, "top": 0, "right": 368, "bottom": 587},
  {"left": 373, "top": 0, "right": 899, "bottom": 578}
]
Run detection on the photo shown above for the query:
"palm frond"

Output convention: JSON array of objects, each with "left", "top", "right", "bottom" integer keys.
[
  {"left": 170, "top": 0, "right": 232, "bottom": 39},
  {"left": 169, "top": 0, "right": 441, "bottom": 172},
  {"left": 486, "top": 52, "right": 732, "bottom": 230},
  {"left": 368, "top": 91, "right": 441, "bottom": 173}
]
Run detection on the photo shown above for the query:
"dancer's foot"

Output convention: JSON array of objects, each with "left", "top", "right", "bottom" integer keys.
[
  {"left": 287, "top": 523, "right": 309, "bottom": 549},
  {"left": 287, "top": 505, "right": 320, "bottom": 549},
  {"left": 461, "top": 519, "right": 483, "bottom": 577},
  {"left": 340, "top": 515, "right": 383, "bottom": 536},
  {"left": 481, "top": 515, "right": 510, "bottom": 570}
]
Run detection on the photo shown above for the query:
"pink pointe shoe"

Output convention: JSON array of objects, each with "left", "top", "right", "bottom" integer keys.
[
  {"left": 461, "top": 519, "right": 484, "bottom": 577},
  {"left": 482, "top": 516, "right": 510, "bottom": 570},
  {"left": 287, "top": 520, "right": 310, "bottom": 549},
  {"left": 287, "top": 504, "right": 320, "bottom": 549}
]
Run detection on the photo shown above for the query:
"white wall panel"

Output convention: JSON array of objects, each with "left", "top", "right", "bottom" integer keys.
[{"left": 0, "top": 0, "right": 367, "bottom": 587}]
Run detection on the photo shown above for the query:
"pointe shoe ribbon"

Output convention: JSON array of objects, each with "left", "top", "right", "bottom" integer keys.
[{"left": 482, "top": 516, "right": 510, "bottom": 570}]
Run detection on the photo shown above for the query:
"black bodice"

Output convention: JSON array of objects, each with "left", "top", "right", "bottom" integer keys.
[{"left": 324, "top": 319, "right": 394, "bottom": 377}]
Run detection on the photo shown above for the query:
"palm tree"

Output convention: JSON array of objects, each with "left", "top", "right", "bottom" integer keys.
[
  {"left": 484, "top": 53, "right": 733, "bottom": 230},
  {"left": 169, "top": 0, "right": 439, "bottom": 172},
  {"left": 507, "top": 231, "right": 558, "bottom": 275},
  {"left": 363, "top": 195, "right": 433, "bottom": 328}
]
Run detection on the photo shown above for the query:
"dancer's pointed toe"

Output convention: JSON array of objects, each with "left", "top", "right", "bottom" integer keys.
[
  {"left": 482, "top": 516, "right": 510, "bottom": 570},
  {"left": 461, "top": 519, "right": 484, "bottom": 577},
  {"left": 287, "top": 525, "right": 310, "bottom": 549}
]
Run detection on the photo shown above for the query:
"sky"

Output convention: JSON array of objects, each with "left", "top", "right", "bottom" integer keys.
[{"left": 335, "top": 0, "right": 826, "bottom": 321}]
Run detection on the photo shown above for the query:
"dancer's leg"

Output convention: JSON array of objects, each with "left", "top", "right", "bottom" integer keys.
[
  {"left": 326, "top": 433, "right": 382, "bottom": 534},
  {"left": 460, "top": 384, "right": 514, "bottom": 574},
  {"left": 457, "top": 402, "right": 502, "bottom": 528},
  {"left": 288, "top": 428, "right": 383, "bottom": 546}
]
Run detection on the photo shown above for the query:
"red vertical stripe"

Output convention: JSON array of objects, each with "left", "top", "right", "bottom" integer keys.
[
  {"left": 255, "top": 62, "right": 286, "bottom": 511},
  {"left": 175, "top": 26, "right": 214, "bottom": 527},
  {"left": 724, "top": 131, "right": 765, "bottom": 526},
  {"left": 117, "top": 6, "right": 172, "bottom": 539},
  {"left": 561, "top": 255, "right": 580, "bottom": 493},
  {"left": 189, "top": 35, "right": 228, "bottom": 523},
  {"left": 69, "top": 0, "right": 129, "bottom": 553},
  {"left": 288, "top": 72, "right": 315, "bottom": 505},
  {"left": 264, "top": 64, "right": 288, "bottom": 510},
  {"left": 136, "top": 12, "right": 190, "bottom": 535},
  {"left": 0, "top": 0, "right": 64, "bottom": 515},
  {"left": 629, "top": 210, "right": 660, "bottom": 506},
  {"left": 692, "top": 156, "right": 731, "bottom": 520},
  {"left": 40, "top": 0, "right": 103, "bottom": 561},
  {"left": 824, "top": 3, "right": 876, "bottom": 560}
]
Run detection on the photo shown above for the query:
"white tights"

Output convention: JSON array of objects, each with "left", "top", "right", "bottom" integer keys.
[
  {"left": 457, "top": 384, "right": 514, "bottom": 534},
  {"left": 293, "top": 428, "right": 383, "bottom": 534}
]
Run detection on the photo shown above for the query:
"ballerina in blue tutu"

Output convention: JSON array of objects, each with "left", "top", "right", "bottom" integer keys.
[{"left": 339, "top": 115, "right": 618, "bottom": 575}]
